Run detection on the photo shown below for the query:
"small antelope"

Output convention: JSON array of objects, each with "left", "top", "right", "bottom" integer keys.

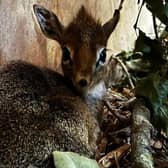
[{"left": 0, "top": 4, "right": 118, "bottom": 168}]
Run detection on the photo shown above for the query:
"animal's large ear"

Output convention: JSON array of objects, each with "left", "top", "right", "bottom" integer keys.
[
  {"left": 33, "top": 4, "right": 64, "bottom": 43},
  {"left": 102, "top": 9, "right": 120, "bottom": 40}
]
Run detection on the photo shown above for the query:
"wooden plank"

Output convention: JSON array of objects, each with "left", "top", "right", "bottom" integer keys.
[{"left": 0, "top": 0, "right": 152, "bottom": 70}]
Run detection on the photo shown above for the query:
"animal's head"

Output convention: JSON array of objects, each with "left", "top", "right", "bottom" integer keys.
[{"left": 33, "top": 4, "right": 116, "bottom": 96}]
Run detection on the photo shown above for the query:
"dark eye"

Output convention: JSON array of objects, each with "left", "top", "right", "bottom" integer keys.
[
  {"left": 96, "top": 48, "right": 106, "bottom": 68},
  {"left": 99, "top": 48, "right": 106, "bottom": 63},
  {"left": 62, "top": 47, "right": 71, "bottom": 64}
]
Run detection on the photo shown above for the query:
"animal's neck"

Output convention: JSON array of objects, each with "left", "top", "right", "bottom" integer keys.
[
  {"left": 84, "top": 81, "right": 106, "bottom": 121},
  {"left": 87, "top": 81, "right": 106, "bottom": 100}
]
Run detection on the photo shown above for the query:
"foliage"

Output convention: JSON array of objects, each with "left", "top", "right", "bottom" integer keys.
[
  {"left": 136, "top": 73, "right": 168, "bottom": 135},
  {"left": 131, "top": 0, "right": 168, "bottom": 135},
  {"left": 52, "top": 151, "right": 99, "bottom": 168},
  {"left": 145, "top": 0, "right": 168, "bottom": 26},
  {"left": 137, "top": 0, "right": 168, "bottom": 27}
]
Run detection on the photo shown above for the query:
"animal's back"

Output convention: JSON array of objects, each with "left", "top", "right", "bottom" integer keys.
[
  {"left": 0, "top": 1, "right": 119, "bottom": 166},
  {"left": 0, "top": 61, "right": 98, "bottom": 167}
]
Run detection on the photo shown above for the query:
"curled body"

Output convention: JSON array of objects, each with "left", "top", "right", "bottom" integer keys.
[
  {"left": 0, "top": 61, "right": 100, "bottom": 167},
  {"left": 0, "top": 4, "right": 117, "bottom": 167}
]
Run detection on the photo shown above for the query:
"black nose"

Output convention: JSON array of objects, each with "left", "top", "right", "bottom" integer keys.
[{"left": 78, "top": 79, "right": 87, "bottom": 87}]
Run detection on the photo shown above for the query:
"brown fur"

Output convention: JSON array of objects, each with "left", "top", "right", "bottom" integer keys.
[
  {"left": 65, "top": 6, "right": 105, "bottom": 47},
  {"left": 60, "top": 6, "right": 107, "bottom": 95},
  {"left": 0, "top": 61, "right": 100, "bottom": 167},
  {"left": 0, "top": 4, "right": 116, "bottom": 168}
]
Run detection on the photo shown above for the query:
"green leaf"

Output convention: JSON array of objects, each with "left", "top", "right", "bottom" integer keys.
[
  {"left": 135, "top": 73, "right": 160, "bottom": 105},
  {"left": 125, "top": 54, "right": 151, "bottom": 73},
  {"left": 134, "top": 30, "right": 165, "bottom": 71},
  {"left": 52, "top": 151, "right": 99, "bottom": 168},
  {"left": 134, "top": 30, "right": 152, "bottom": 55},
  {"left": 135, "top": 73, "right": 168, "bottom": 135},
  {"left": 145, "top": 0, "right": 168, "bottom": 25},
  {"left": 152, "top": 80, "right": 168, "bottom": 135}
]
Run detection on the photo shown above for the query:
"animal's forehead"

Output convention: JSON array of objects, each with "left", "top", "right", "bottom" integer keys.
[{"left": 64, "top": 6, "right": 105, "bottom": 48}]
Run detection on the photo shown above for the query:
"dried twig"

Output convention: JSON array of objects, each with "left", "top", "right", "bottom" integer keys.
[
  {"left": 112, "top": 56, "right": 135, "bottom": 89},
  {"left": 104, "top": 100, "right": 127, "bottom": 121},
  {"left": 131, "top": 99, "right": 154, "bottom": 168},
  {"left": 109, "top": 126, "right": 131, "bottom": 137},
  {"left": 99, "top": 144, "right": 130, "bottom": 168},
  {"left": 118, "top": 97, "right": 136, "bottom": 109},
  {"left": 114, "top": 151, "right": 120, "bottom": 168},
  {"left": 152, "top": 14, "right": 159, "bottom": 39},
  {"left": 134, "top": 0, "right": 145, "bottom": 31}
]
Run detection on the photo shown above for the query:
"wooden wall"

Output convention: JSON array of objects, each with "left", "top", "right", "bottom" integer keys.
[{"left": 0, "top": 0, "right": 153, "bottom": 70}]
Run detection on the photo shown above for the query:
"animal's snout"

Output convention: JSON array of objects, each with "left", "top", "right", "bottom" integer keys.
[
  {"left": 74, "top": 72, "right": 91, "bottom": 90},
  {"left": 78, "top": 79, "right": 88, "bottom": 87}
]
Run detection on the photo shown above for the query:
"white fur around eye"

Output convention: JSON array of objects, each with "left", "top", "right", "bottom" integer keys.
[
  {"left": 95, "top": 47, "right": 107, "bottom": 70},
  {"left": 96, "top": 48, "right": 105, "bottom": 62}
]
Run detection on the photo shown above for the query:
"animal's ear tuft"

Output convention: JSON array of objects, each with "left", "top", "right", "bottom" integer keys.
[
  {"left": 33, "top": 4, "right": 64, "bottom": 43},
  {"left": 102, "top": 10, "right": 120, "bottom": 40}
]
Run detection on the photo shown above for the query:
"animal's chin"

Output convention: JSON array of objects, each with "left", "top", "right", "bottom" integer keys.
[
  {"left": 72, "top": 81, "right": 89, "bottom": 98},
  {"left": 75, "top": 86, "right": 89, "bottom": 98}
]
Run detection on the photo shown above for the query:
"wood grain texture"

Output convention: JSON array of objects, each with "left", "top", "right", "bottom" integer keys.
[{"left": 0, "top": 0, "right": 153, "bottom": 70}]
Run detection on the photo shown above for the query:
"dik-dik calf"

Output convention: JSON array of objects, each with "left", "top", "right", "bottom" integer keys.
[{"left": 0, "top": 4, "right": 117, "bottom": 168}]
